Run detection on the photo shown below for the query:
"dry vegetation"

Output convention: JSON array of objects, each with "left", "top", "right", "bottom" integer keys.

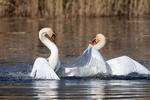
[{"left": 0, "top": 0, "right": 150, "bottom": 18}]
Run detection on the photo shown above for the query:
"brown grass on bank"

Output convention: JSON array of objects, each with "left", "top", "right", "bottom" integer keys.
[{"left": 0, "top": 0, "right": 150, "bottom": 18}]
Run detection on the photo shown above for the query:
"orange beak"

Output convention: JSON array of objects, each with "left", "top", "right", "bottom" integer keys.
[
  {"left": 92, "top": 41, "right": 96, "bottom": 45},
  {"left": 92, "top": 39, "right": 96, "bottom": 45},
  {"left": 51, "top": 34, "right": 56, "bottom": 42}
]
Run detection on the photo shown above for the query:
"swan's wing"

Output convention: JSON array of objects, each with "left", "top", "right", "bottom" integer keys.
[
  {"left": 107, "top": 56, "right": 136, "bottom": 75},
  {"left": 129, "top": 57, "right": 150, "bottom": 74},
  {"left": 107, "top": 56, "right": 150, "bottom": 75},
  {"left": 30, "top": 57, "right": 60, "bottom": 80},
  {"left": 59, "top": 44, "right": 111, "bottom": 77}
]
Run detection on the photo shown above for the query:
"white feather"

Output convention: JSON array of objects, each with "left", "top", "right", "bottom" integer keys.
[
  {"left": 58, "top": 44, "right": 112, "bottom": 77},
  {"left": 107, "top": 56, "right": 150, "bottom": 75},
  {"left": 30, "top": 57, "right": 60, "bottom": 80}
]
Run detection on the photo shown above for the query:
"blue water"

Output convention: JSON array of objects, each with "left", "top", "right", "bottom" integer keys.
[{"left": 0, "top": 63, "right": 150, "bottom": 99}]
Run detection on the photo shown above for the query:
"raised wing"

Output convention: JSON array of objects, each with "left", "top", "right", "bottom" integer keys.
[
  {"left": 107, "top": 56, "right": 150, "bottom": 75},
  {"left": 59, "top": 44, "right": 111, "bottom": 77},
  {"left": 30, "top": 57, "right": 60, "bottom": 80}
]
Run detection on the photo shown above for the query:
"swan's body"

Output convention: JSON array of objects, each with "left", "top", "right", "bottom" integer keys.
[
  {"left": 31, "top": 57, "right": 60, "bottom": 79},
  {"left": 57, "top": 44, "right": 111, "bottom": 77},
  {"left": 58, "top": 33, "right": 150, "bottom": 77},
  {"left": 93, "top": 33, "right": 150, "bottom": 76},
  {"left": 57, "top": 34, "right": 111, "bottom": 77},
  {"left": 30, "top": 28, "right": 60, "bottom": 80}
]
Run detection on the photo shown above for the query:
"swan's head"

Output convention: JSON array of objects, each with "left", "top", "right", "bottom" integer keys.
[
  {"left": 39, "top": 28, "right": 56, "bottom": 42},
  {"left": 91, "top": 33, "right": 106, "bottom": 50}
]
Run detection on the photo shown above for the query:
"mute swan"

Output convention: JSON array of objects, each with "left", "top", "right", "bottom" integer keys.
[
  {"left": 57, "top": 36, "right": 111, "bottom": 77},
  {"left": 30, "top": 28, "right": 60, "bottom": 80},
  {"left": 92, "top": 33, "right": 150, "bottom": 75}
]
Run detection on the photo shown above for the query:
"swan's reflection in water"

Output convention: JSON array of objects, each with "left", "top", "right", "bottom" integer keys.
[
  {"left": 33, "top": 79, "right": 105, "bottom": 100},
  {"left": 33, "top": 80, "right": 59, "bottom": 99},
  {"left": 32, "top": 79, "right": 150, "bottom": 100}
]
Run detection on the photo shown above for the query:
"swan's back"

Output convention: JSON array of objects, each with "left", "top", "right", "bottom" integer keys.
[
  {"left": 30, "top": 57, "right": 60, "bottom": 80},
  {"left": 58, "top": 44, "right": 111, "bottom": 77}
]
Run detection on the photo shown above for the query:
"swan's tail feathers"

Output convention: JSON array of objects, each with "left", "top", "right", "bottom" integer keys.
[{"left": 30, "top": 57, "right": 60, "bottom": 80}]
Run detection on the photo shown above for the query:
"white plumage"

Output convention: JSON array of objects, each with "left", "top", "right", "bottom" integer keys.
[
  {"left": 107, "top": 56, "right": 150, "bottom": 75},
  {"left": 31, "top": 57, "right": 60, "bottom": 79},
  {"left": 58, "top": 44, "right": 111, "bottom": 77},
  {"left": 31, "top": 31, "right": 150, "bottom": 80},
  {"left": 30, "top": 28, "right": 60, "bottom": 80},
  {"left": 93, "top": 33, "right": 150, "bottom": 76}
]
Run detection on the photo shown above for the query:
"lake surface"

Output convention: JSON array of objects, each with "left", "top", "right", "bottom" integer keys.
[{"left": 0, "top": 17, "right": 150, "bottom": 99}]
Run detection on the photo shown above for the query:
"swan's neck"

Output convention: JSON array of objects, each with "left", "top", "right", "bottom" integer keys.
[
  {"left": 94, "top": 40, "right": 106, "bottom": 50},
  {"left": 40, "top": 34, "right": 59, "bottom": 70}
]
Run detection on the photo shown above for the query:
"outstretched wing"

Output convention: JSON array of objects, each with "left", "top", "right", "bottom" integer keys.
[
  {"left": 130, "top": 57, "right": 150, "bottom": 75},
  {"left": 30, "top": 57, "right": 60, "bottom": 80},
  {"left": 107, "top": 56, "right": 150, "bottom": 75}
]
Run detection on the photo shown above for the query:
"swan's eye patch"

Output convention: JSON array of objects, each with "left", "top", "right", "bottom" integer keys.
[{"left": 92, "top": 39, "right": 96, "bottom": 45}]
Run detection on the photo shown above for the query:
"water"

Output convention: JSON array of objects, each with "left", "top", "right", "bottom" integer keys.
[
  {"left": 0, "top": 17, "right": 150, "bottom": 99},
  {"left": 1, "top": 79, "right": 150, "bottom": 100}
]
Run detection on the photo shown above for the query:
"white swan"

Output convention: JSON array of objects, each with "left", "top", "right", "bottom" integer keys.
[
  {"left": 30, "top": 28, "right": 60, "bottom": 80},
  {"left": 57, "top": 36, "right": 111, "bottom": 77},
  {"left": 57, "top": 44, "right": 111, "bottom": 77},
  {"left": 92, "top": 33, "right": 150, "bottom": 76}
]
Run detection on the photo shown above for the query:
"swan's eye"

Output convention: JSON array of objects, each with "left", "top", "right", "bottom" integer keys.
[{"left": 92, "top": 39, "right": 96, "bottom": 45}]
